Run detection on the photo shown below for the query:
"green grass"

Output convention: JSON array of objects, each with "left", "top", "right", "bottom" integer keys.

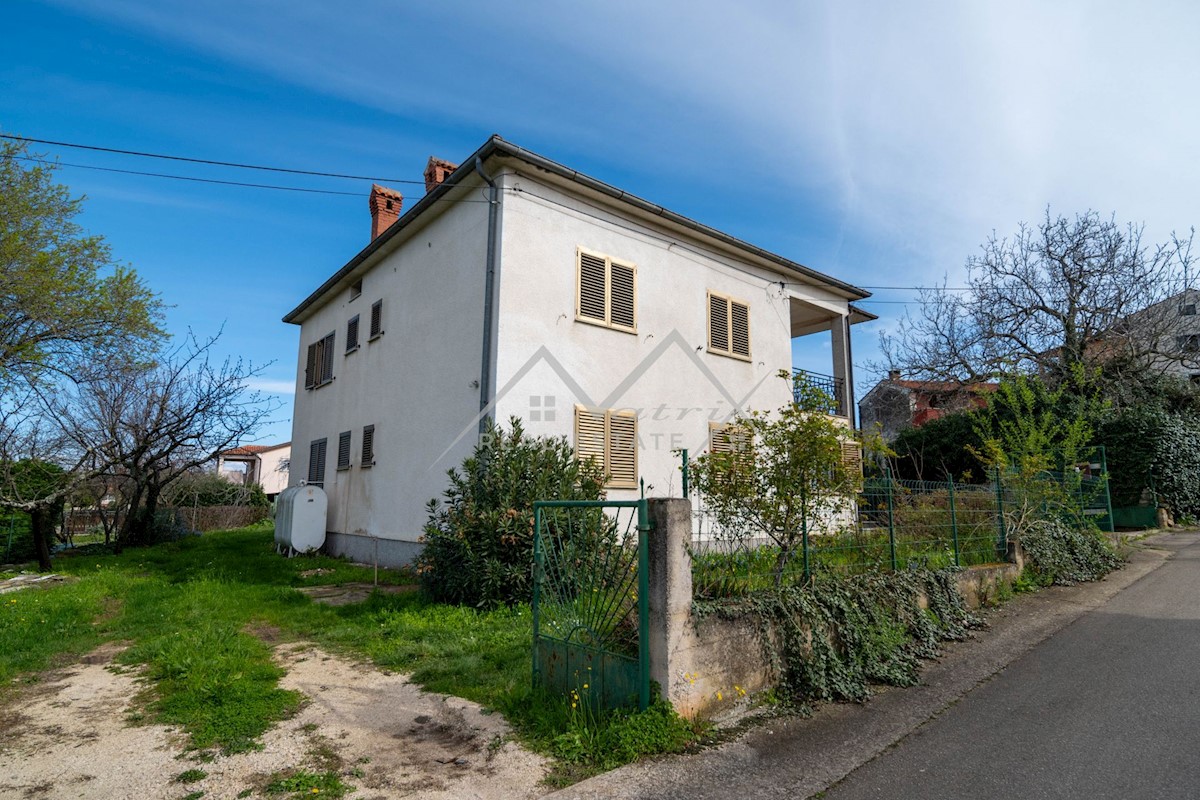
[
  {"left": 175, "top": 768, "right": 208, "bottom": 784},
  {"left": 1, "top": 523, "right": 696, "bottom": 779}
]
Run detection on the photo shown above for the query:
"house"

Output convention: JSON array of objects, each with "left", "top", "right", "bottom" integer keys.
[
  {"left": 216, "top": 443, "right": 291, "bottom": 500},
  {"left": 283, "top": 135, "right": 874, "bottom": 566},
  {"left": 859, "top": 371, "right": 997, "bottom": 442}
]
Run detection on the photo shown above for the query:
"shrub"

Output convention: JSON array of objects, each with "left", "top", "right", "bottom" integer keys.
[
  {"left": 1098, "top": 406, "right": 1200, "bottom": 516},
  {"left": 417, "top": 417, "right": 604, "bottom": 607},
  {"left": 1019, "top": 519, "right": 1121, "bottom": 585}
]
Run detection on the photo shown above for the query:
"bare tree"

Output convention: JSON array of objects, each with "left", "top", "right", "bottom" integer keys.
[{"left": 879, "top": 209, "right": 1195, "bottom": 387}]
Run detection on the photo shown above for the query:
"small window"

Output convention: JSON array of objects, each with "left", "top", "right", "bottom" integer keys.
[
  {"left": 574, "top": 406, "right": 638, "bottom": 489},
  {"left": 361, "top": 424, "right": 375, "bottom": 467},
  {"left": 350, "top": 279, "right": 363, "bottom": 300},
  {"left": 304, "top": 331, "right": 336, "bottom": 389},
  {"left": 1178, "top": 334, "right": 1200, "bottom": 353},
  {"left": 369, "top": 300, "right": 384, "bottom": 340},
  {"left": 576, "top": 248, "right": 637, "bottom": 333},
  {"left": 707, "top": 291, "right": 751, "bottom": 360},
  {"left": 1182, "top": 304, "right": 1197, "bottom": 316},
  {"left": 346, "top": 315, "right": 360, "bottom": 353},
  {"left": 307, "top": 438, "right": 327, "bottom": 488},
  {"left": 337, "top": 431, "right": 352, "bottom": 470},
  {"left": 708, "top": 422, "right": 750, "bottom": 454}
]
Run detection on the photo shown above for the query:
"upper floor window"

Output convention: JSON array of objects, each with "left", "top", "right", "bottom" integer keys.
[
  {"left": 707, "top": 291, "right": 750, "bottom": 360},
  {"left": 576, "top": 248, "right": 637, "bottom": 333},
  {"left": 304, "top": 331, "right": 336, "bottom": 389},
  {"left": 337, "top": 430, "right": 352, "bottom": 471},
  {"left": 346, "top": 315, "right": 360, "bottom": 353},
  {"left": 369, "top": 299, "right": 384, "bottom": 340},
  {"left": 1179, "top": 334, "right": 1200, "bottom": 353},
  {"left": 350, "top": 278, "right": 363, "bottom": 301}
]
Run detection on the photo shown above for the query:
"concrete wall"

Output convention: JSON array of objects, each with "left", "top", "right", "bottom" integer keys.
[
  {"left": 257, "top": 446, "right": 290, "bottom": 497},
  {"left": 288, "top": 178, "right": 490, "bottom": 563}
]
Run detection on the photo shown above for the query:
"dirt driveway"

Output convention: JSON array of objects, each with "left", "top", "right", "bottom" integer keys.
[{"left": 0, "top": 642, "right": 547, "bottom": 800}]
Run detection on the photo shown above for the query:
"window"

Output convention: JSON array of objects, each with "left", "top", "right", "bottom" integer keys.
[
  {"left": 350, "top": 279, "right": 362, "bottom": 300},
  {"left": 707, "top": 291, "right": 751, "bottom": 360},
  {"left": 304, "top": 331, "right": 336, "bottom": 389},
  {"left": 575, "top": 406, "right": 638, "bottom": 489},
  {"left": 1178, "top": 334, "right": 1200, "bottom": 353},
  {"left": 337, "top": 431, "right": 352, "bottom": 470},
  {"left": 1182, "top": 303, "right": 1196, "bottom": 316},
  {"left": 307, "top": 438, "right": 327, "bottom": 487},
  {"left": 361, "top": 424, "right": 375, "bottom": 467},
  {"left": 369, "top": 299, "right": 384, "bottom": 340},
  {"left": 840, "top": 440, "right": 863, "bottom": 479},
  {"left": 708, "top": 422, "right": 749, "bottom": 455},
  {"left": 346, "top": 315, "right": 360, "bottom": 353},
  {"left": 576, "top": 248, "right": 637, "bottom": 333}
]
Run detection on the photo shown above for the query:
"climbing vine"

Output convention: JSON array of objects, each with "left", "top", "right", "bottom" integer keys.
[
  {"left": 1019, "top": 519, "right": 1122, "bottom": 586},
  {"left": 697, "top": 569, "right": 982, "bottom": 704}
]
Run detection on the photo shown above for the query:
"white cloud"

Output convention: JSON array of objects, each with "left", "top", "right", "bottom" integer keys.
[{"left": 246, "top": 378, "right": 295, "bottom": 395}]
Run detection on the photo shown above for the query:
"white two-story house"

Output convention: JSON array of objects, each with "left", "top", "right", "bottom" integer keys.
[{"left": 283, "top": 136, "right": 874, "bottom": 566}]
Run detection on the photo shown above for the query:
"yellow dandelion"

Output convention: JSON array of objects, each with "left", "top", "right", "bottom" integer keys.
[{"left": 716, "top": 691, "right": 723, "bottom": 701}]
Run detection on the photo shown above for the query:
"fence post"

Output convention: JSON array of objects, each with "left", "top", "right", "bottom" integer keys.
[
  {"left": 531, "top": 505, "right": 543, "bottom": 693},
  {"left": 801, "top": 485, "right": 811, "bottom": 582},
  {"left": 886, "top": 468, "right": 898, "bottom": 571},
  {"left": 636, "top": 499, "right": 651, "bottom": 712},
  {"left": 681, "top": 449, "right": 689, "bottom": 499},
  {"left": 947, "top": 475, "right": 960, "bottom": 568},
  {"left": 994, "top": 467, "right": 1007, "bottom": 560},
  {"left": 1098, "top": 445, "right": 1115, "bottom": 533}
]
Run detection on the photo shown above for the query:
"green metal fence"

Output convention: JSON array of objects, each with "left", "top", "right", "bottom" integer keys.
[{"left": 532, "top": 499, "right": 651, "bottom": 711}]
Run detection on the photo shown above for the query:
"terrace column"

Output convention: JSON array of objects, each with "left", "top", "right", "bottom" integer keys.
[{"left": 830, "top": 314, "right": 855, "bottom": 425}]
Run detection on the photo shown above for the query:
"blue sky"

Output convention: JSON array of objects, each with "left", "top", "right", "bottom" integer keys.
[{"left": 4, "top": 1, "right": 1199, "bottom": 443}]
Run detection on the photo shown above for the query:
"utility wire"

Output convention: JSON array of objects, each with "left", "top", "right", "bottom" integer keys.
[{"left": 1, "top": 133, "right": 425, "bottom": 185}]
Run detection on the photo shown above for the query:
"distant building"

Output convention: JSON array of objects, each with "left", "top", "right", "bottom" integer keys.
[
  {"left": 216, "top": 442, "right": 291, "bottom": 499},
  {"left": 859, "top": 371, "right": 997, "bottom": 442}
]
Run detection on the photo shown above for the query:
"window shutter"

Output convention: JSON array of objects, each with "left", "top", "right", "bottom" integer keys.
[
  {"left": 609, "top": 261, "right": 636, "bottom": 330},
  {"left": 841, "top": 441, "right": 863, "bottom": 479},
  {"left": 361, "top": 424, "right": 375, "bottom": 466},
  {"left": 574, "top": 406, "right": 606, "bottom": 471},
  {"left": 709, "top": 293, "right": 729, "bottom": 352},
  {"left": 709, "top": 423, "right": 733, "bottom": 454},
  {"left": 308, "top": 438, "right": 327, "bottom": 487},
  {"left": 346, "top": 315, "right": 360, "bottom": 351},
  {"left": 321, "top": 332, "right": 335, "bottom": 383},
  {"left": 370, "top": 300, "right": 383, "bottom": 338},
  {"left": 578, "top": 251, "right": 607, "bottom": 322},
  {"left": 305, "top": 343, "right": 317, "bottom": 389},
  {"left": 337, "top": 431, "right": 351, "bottom": 470},
  {"left": 730, "top": 301, "right": 750, "bottom": 358},
  {"left": 606, "top": 411, "right": 638, "bottom": 488}
]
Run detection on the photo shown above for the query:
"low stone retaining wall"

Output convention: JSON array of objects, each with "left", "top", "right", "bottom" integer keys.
[{"left": 645, "top": 498, "right": 1020, "bottom": 719}]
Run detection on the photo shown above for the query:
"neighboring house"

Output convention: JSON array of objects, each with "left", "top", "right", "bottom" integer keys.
[
  {"left": 1115, "top": 288, "right": 1200, "bottom": 382},
  {"left": 283, "top": 135, "right": 874, "bottom": 566},
  {"left": 216, "top": 442, "right": 291, "bottom": 499},
  {"left": 859, "top": 371, "right": 998, "bottom": 442}
]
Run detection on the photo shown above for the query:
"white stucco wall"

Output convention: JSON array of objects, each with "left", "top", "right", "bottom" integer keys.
[
  {"left": 288, "top": 182, "right": 490, "bottom": 553},
  {"left": 490, "top": 168, "right": 853, "bottom": 501},
  {"left": 257, "top": 446, "right": 290, "bottom": 497}
]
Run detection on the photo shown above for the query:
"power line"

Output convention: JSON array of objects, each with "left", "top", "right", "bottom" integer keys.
[{"left": 1, "top": 133, "right": 425, "bottom": 185}]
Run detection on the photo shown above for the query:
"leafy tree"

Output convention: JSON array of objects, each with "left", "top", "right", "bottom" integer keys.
[
  {"left": 417, "top": 417, "right": 605, "bottom": 607},
  {"left": 1, "top": 460, "right": 66, "bottom": 570},
  {"left": 880, "top": 209, "right": 1194, "bottom": 388},
  {"left": 689, "top": 372, "right": 867, "bottom": 586},
  {"left": 0, "top": 137, "right": 162, "bottom": 387},
  {"left": 889, "top": 411, "right": 984, "bottom": 482}
]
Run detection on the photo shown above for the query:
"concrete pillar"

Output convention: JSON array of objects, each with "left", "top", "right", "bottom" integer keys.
[
  {"left": 830, "top": 314, "right": 854, "bottom": 423},
  {"left": 647, "top": 498, "right": 693, "bottom": 705}
]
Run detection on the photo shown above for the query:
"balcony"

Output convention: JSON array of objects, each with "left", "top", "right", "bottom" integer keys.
[{"left": 793, "top": 368, "right": 847, "bottom": 418}]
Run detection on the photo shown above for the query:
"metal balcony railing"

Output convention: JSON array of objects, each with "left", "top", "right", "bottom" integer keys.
[{"left": 793, "top": 368, "right": 847, "bottom": 417}]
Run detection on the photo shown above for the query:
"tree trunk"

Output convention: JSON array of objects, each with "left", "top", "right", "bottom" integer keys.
[{"left": 30, "top": 506, "right": 53, "bottom": 572}]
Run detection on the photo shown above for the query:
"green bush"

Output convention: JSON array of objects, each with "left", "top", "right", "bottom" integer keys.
[
  {"left": 1098, "top": 406, "right": 1200, "bottom": 515},
  {"left": 417, "top": 417, "right": 605, "bottom": 608},
  {"left": 1020, "top": 519, "right": 1121, "bottom": 585},
  {"left": 890, "top": 412, "right": 985, "bottom": 482}
]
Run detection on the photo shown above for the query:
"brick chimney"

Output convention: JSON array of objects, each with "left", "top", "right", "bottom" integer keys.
[
  {"left": 369, "top": 184, "right": 403, "bottom": 241},
  {"left": 423, "top": 157, "right": 458, "bottom": 193},
  {"left": 888, "top": 369, "right": 901, "bottom": 381}
]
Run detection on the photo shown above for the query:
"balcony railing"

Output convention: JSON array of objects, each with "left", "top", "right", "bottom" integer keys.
[{"left": 793, "top": 368, "right": 847, "bottom": 417}]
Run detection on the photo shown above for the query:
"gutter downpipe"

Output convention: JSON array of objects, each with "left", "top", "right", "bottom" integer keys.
[{"left": 475, "top": 156, "right": 501, "bottom": 437}]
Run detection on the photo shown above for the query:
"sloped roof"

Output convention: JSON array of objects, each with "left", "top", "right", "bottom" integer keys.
[{"left": 221, "top": 442, "right": 290, "bottom": 457}]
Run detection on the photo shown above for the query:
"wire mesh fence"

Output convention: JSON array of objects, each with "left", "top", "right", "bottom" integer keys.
[{"left": 690, "top": 473, "right": 1016, "bottom": 601}]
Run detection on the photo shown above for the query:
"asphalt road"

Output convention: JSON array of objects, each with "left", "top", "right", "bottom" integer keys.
[
  {"left": 825, "top": 533, "right": 1200, "bottom": 800},
  {"left": 552, "top": 533, "right": 1193, "bottom": 800}
]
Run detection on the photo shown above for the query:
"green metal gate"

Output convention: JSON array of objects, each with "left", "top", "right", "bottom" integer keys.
[{"left": 532, "top": 499, "right": 651, "bottom": 711}]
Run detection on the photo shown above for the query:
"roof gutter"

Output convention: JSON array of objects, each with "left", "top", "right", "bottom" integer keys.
[{"left": 474, "top": 155, "right": 501, "bottom": 435}]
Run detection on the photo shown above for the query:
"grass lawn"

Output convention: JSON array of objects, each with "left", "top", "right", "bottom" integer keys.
[{"left": 0, "top": 523, "right": 696, "bottom": 781}]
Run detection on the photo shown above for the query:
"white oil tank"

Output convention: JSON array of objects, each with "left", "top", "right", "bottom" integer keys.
[{"left": 274, "top": 484, "right": 328, "bottom": 555}]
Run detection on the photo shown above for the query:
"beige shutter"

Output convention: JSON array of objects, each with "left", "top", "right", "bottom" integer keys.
[
  {"left": 841, "top": 441, "right": 864, "bottom": 479},
  {"left": 609, "top": 261, "right": 637, "bottom": 331},
  {"left": 730, "top": 301, "right": 750, "bottom": 358},
  {"left": 575, "top": 405, "right": 606, "bottom": 472},
  {"left": 606, "top": 410, "right": 638, "bottom": 489},
  {"left": 577, "top": 251, "right": 607, "bottom": 322},
  {"left": 709, "top": 423, "right": 733, "bottom": 454},
  {"left": 708, "top": 293, "right": 729, "bottom": 352}
]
